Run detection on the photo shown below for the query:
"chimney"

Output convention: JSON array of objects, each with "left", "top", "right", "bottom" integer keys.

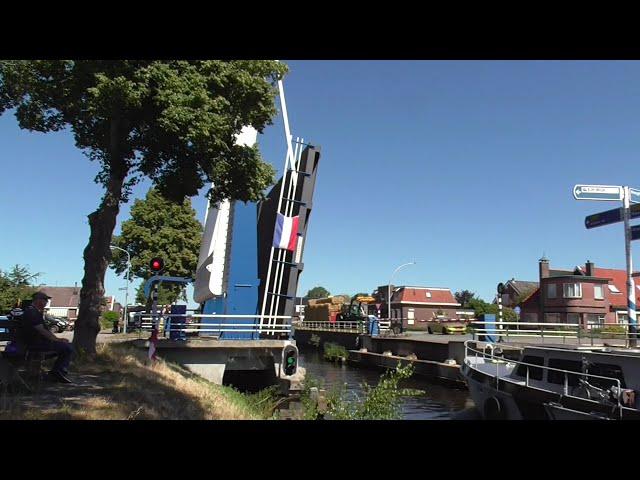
[
  {"left": 585, "top": 260, "right": 595, "bottom": 276},
  {"left": 539, "top": 255, "right": 550, "bottom": 280}
]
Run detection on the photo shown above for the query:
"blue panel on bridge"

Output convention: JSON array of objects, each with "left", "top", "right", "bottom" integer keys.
[
  {"left": 169, "top": 304, "right": 187, "bottom": 341},
  {"left": 478, "top": 314, "right": 498, "bottom": 343},
  {"left": 222, "top": 201, "right": 260, "bottom": 340}
]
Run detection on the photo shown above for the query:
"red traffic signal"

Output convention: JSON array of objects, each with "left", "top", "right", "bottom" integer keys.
[{"left": 150, "top": 257, "right": 164, "bottom": 273}]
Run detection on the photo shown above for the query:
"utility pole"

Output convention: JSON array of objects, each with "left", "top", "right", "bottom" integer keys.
[{"left": 623, "top": 187, "right": 637, "bottom": 347}]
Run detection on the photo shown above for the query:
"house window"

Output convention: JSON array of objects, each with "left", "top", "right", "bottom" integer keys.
[
  {"left": 563, "top": 283, "right": 582, "bottom": 298},
  {"left": 594, "top": 285, "right": 604, "bottom": 300},
  {"left": 567, "top": 313, "right": 580, "bottom": 325},
  {"left": 586, "top": 314, "right": 605, "bottom": 329},
  {"left": 547, "top": 284, "right": 557, "bottom": 299},
  {"left": 545, "top": 313, "right": 561, "bottom": 324},
  {"left": 608, "top": 284, "right": 621, "bottom": 294}
]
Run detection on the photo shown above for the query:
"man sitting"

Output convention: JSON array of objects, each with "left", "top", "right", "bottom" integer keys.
[{"left": 14, "top": 291, "right": 74, "bottom": 383}]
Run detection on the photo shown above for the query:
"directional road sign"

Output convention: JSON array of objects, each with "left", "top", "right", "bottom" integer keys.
[
  {"left": 633, "top": 225, "right": 640, "bottom": 242},
  {"left": 585, "top": 203, "right": 640, "bottom": 229},
  {"left": 630, "top": 188, "right": 640, "bottom": 205},
  {"left": 573, "top": 184, "right": 623, "bottom": 201}
]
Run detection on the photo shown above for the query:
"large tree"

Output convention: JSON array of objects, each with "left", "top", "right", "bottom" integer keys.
[
  {"left": 0, "top": 60, "right": 287, "bottom": 354},
  {"left": 306, "top": 286, "right": 330, "bottom": 299},
  {"left": 110, "top": 187, "right": 202, "bottom": 304},
  {"left": 454, "top": 289, "right": 475, "bottom": 308}
]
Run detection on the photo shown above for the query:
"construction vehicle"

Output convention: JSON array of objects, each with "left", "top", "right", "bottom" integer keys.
[{"left": 336, "top": 295, "right": 376, "bottom": 322}]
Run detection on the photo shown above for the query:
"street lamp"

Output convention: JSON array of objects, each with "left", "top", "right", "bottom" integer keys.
[
  {"left": 110, "top": 245, "right": 131, "bottom": 334},
  {"left": 388, "top": 261, "right": 416, "bottom": 322}
]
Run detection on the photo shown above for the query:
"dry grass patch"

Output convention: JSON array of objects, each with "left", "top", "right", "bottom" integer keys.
[{"left": 0, "top": 342, "right": 272, "bottom": 420}]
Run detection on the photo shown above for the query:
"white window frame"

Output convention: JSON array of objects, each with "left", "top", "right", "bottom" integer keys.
[
  {"left": 563, "top": 283, "right": 582, "bottom": 299},
  {"left": 608, "top": 284, "right": 621, "bottom": 294},
  {"left": 547, "top": 284, "right": 557, "bottom": 299},
  {"left": 594, "top": 284, "right": 604, "bottom": 300}
]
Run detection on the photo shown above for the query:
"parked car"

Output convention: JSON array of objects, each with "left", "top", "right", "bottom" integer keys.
[
  {"left": 425, "top": 318, "right": 467, "bottom": 335},
  {"left": 44, "top": 315, "right": 70, "bottom": 333}
]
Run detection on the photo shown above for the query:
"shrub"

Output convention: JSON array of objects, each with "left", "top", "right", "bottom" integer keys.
[{"left": 100, "top": 310, "right": 120, "bottom": 330}]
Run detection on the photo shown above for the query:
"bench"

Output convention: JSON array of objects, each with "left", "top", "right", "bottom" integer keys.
[{"left": 0, "top": 318, "right": 57, "bottom": 393}]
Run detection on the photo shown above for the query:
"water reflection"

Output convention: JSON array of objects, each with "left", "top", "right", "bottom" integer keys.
[{"left": 299, "top": 348, "right": 474, "bottom": 420}]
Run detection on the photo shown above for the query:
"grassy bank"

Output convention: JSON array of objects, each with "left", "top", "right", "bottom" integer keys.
[{"left": 0, "top": 342, "right": 275, "bottom": 420}]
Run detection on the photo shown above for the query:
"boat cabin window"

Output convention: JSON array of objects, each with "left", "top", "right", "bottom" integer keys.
[
  {"left": 547, "top": 359, "right": 582, "bottom": 386},
  {"left": 587, "top": 363, "right": 626, "bottom": 389},
  {"left": 516, "top": 355, "right": 544, "bottom": 380}
]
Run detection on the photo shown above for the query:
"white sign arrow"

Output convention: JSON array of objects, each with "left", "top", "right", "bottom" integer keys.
[{"left": 573, "top": 184, "right": 623, "bottom": 201}]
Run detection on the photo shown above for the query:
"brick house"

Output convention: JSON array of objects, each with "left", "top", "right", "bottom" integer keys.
[
  {"left": 374, "top": 285, "right": 475, "bottom": 330},
  {"left": 499, "top": 279, "right": 539, "bottom": 308},
  {"left": 40, "top": 285, "right": 121, "bottom": 324},
  {"left": 41, "top": 285, "right": 81, "bottom": 321},
  {"left": 520, "top": 257, "right": 640, "bottom": 328}
]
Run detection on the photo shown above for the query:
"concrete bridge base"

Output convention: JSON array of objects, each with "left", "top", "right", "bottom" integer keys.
[{"left": 131, "top": 337, "right": 303, "bottom": 393}]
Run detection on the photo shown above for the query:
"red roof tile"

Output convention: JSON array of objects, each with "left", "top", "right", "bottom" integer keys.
[
  {"left": 593, "top": 267, "right": 640, "bottom": 307},
  {"left": 395, "top": 287, "right": 459, "bottom": 305}
]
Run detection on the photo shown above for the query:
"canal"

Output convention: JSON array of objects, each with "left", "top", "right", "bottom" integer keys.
[{"left": 299, "top": 347, "right": 476, "bottom": 419}]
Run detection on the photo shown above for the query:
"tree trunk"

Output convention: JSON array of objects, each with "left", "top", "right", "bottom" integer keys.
[{"left": 73, "top": 117, "right": 128, "bottom": 356}]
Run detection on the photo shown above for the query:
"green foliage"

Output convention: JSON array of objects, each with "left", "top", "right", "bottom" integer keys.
[
  {"left": 134, "top": 282, "right": 184, "bottom": 305},
  {"left": 100, "top": 310, "right": 119, "bottom": 330},
  {"left": 454, "top": 290, "right": 475, "bottom": 307},
  {"left": 326, "top": 362, "right": 415, "bottom": 420},
  {"left": 300, "top": 375, "right": 324, "bottom": 420},
  {"left": 0, "top": 265, "right": 40, "bottom": 313},
  {"left": 110, "top": 188, "right": 202, "bottom": 303},
  {"left": 323, "top": 342, "right": 348, "bottom": 362},
  {"left": 0, "top": 60, "right": 287, "bottom": 204},
  {"left": 467, "top": 297, "right": 516, "bottom": 321},
  {"left": 307, "top": 286, "right": 330, "bottom": 299},
  {"left": 0, "top": 60, "right": 288, "bottom": 348}
]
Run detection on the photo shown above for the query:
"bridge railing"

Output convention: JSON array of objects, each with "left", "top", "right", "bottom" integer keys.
[
  {"left": 295, "top": 320, "right": 367, "bottom": 333},
  {"left": 470, "top": 320, "right": 636, "bottom": 347},
  {"left": 131, "top": 313, "right": 293, "bottom": 335},
  {"left": 293, "top": 319, "right": 404, "bottom": 334}
]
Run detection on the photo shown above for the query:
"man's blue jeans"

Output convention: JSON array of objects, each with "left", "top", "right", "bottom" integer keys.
[{"left": 28, "top": 341, "right": 74, "bottom": 374}]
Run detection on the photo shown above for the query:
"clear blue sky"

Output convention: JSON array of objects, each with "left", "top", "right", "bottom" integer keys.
[{"left": 1, "top": 60, "right": 639, "bottom": 306}]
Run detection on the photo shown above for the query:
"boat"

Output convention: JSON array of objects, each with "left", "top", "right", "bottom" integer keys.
[{"left": 461, "top": 340, "right": 640, "bottom": 420}]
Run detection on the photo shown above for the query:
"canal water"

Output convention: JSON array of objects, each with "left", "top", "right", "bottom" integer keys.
[{"left": 299, "top": 348, "right": 476, "bottom": 420}]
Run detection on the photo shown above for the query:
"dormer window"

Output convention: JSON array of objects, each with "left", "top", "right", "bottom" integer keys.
[
  {"left": 426, "top": 292, "right": 432, "bottom": 298},
  {"left": 608, "top": 284, "right": 621, "bottom": 294}
]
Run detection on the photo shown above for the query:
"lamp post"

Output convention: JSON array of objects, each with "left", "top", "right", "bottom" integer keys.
[
  {"left": 110, "top": 245, "right": 131, "bottom": 334},
  {"left": 388, "top": 261, "right": 416, "bottom": 322}
]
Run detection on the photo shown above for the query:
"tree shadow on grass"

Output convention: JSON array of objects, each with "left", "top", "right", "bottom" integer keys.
[{"left": 0, "top": 342, "right": 243, "bottom": 420}]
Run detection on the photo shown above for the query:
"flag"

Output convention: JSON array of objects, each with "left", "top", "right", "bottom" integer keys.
[
  {"left": 148, "top": 328, "right": 159, "bottom": 361},
  {"left": 273, "top": 213, "right": 299, "bottom": 251}
]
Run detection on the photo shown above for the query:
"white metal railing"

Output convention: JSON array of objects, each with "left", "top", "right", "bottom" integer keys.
[
  {"left": 131, "top": 313, "right": 293, "bottom": 335},
  {"left": 470, "top": 320, "right": 637, "bottom": 347},
  {"left": 463, "top": 340, "right": 625, "bottom": 418}
]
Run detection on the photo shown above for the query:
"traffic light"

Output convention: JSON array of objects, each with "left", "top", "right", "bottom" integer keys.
[
  {"left": 282, "top": 345, "right": 298, "bottom": 376},
  {"left": 150, "top": 257, "right": 164, "bottom": 274}
]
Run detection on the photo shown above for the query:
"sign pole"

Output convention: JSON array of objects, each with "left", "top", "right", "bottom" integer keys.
[{"left": 623, "top": 186, "right": 637, "bottom": 347}]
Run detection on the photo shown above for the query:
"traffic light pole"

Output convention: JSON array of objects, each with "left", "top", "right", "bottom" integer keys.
[{"left": 623, "top": 187, "right": 637, "bottom": 347}]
